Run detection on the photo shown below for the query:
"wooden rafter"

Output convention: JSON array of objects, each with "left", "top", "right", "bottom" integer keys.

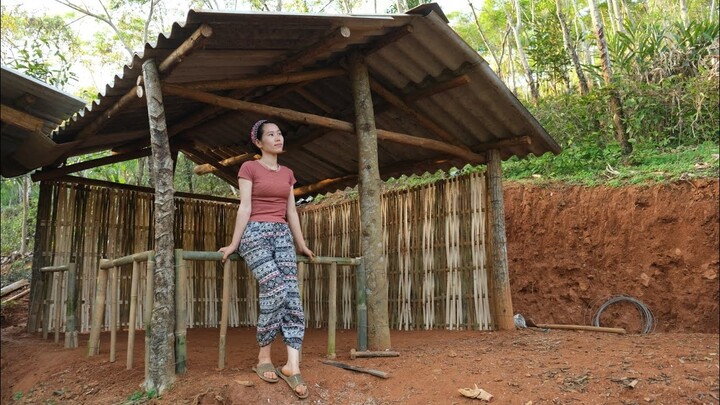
[
  {"left": 175, "top": 68, "right": 345, "bottom": 92},
  {"left": 369, "top": 78, "right": 468, "bottom": 148},
  {"left": 181, "top": 145, "right": 238, "bottom": 185},
  {"left": 1, "top": 104, "right": 46, "bottom": 132},
  {"left": 48, "top": 24, "right": 213, "bottom": 169},
  {"left": 404, "top": 74, "right": 471, "bottom": 103},
  {"left": 276, "top": 26, "right": 351, "bottom": 74},
  {"left": 361, "top": 24, "right": 414, "bottom": 56},
  {"left": 162, "top": 84, "right": 485, "bottom": 164},
  {"left": 193, "top": 152, "right": 254, "bottom": 175},
  {"left": 31, "top": 148, "right": 152, "bottom": 181}
]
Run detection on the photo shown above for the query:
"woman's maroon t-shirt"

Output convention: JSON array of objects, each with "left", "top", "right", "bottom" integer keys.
[{"left": 238, "top": 160, "right": 296, "bottom": 223}]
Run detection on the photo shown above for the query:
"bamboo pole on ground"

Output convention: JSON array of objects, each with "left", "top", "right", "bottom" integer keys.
[
  {"left": 127, "top": 260, "right": 140, "bottom": 369},
  {"left": 110, "top": 266, "right": 118, "bottom": 362},
  {"left": 218, "top": 259, "right": 231, "bottom": 369},
  {"left": 327, "top": 262, "right": 337, "bottom": 359},
  {"left": 88, "top": 261, "right": 110, "bottom": 356},
  {"left": 144, "top": 253, "right": 155, "bottom": 379},
  {"left": 175, "top": 249, "right": 187, "bottom": 374},
  {"left": 65, "top": 263, "right": 78, "bottom": 348}
]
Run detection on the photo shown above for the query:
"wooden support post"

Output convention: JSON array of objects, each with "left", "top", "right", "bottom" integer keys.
[
  {"left": 144, "top": 253, "right": 155, "bottom": 379},
  {"left": 143, "top": 58, "right": 177, "bottom": 393},
  {"left": 64, "top": 263, "right": 78, "bottom": 348},
  {"left": 327, "top": 262, "right": 337, "bottom": 359},
  {"left": 53, "top": 271, "right": 64, "bottom": 344},
  {"left": 110, "top": 266, "right": 118, "bottom": 362},
  {"left": 88, "top": 262, "right": 109, "bottom": 356},
  {"left": 218, "top": 259, "right": 231, "bottom": 370},
  {"left": 349, "top": 52, "right": 391, "bottom": 351},
  {"left": 175, "top": 249, "right": 187, "bottom": 374},
  {"left": 127, "top": 260, "right": 140, "bottom": 369},
  {"left": 486, "top": 149, "right": 514, "bottom": 330}
]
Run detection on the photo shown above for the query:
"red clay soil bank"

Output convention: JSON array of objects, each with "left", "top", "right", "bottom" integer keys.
[{"left": 505, "top": 179, "right": 719, "bottom": 333}]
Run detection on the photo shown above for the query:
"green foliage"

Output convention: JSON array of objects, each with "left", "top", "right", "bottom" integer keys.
[
  {"left": 12, "top": 391, "right": 23, "bottom": 401},
  {"left": 123, "top": 388, "right": 158, "bottom": 404},
  {"left": 0, "top": 6, "right": 81, "bottom": 89}
]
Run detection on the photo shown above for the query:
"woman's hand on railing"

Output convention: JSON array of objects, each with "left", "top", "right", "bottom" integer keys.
[
  {"left": 298, "top": 244, "right": 315, "bottom": 261},
  {"left": 218, "top": 246, "right": 235, "bottom": 263}
]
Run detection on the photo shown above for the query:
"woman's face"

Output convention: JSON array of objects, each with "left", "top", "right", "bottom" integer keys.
[{"left": 256, "top": 123, "right": 284, "bottom": 154}]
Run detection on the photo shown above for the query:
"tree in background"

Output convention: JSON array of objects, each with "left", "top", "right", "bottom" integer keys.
[{"left": 0, "top": 6, "right": 81, "bottom": 89}]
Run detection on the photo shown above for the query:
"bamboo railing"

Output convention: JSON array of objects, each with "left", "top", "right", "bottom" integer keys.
[{"left": 85, "top": 249, "right": 363, "bottom": 376}]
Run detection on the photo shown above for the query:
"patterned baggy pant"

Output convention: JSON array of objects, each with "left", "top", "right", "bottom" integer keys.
[{"left": 238, "top": 221, "right": 304, "bottom": 350}]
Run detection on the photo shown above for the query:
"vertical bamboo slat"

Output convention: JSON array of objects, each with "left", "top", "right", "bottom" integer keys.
[
  {"left": 127, "top": 260, "right": 140, "bottom": 369},
  {"left": 327, "top": 262, "right": 337, "bottom": 359},
  {"left": 65, "top": 263, "right": 78, "bottom": 348},
  {"left": 218, "top": 259, "right": 231, "bottom": 369},
  {"left": 110, "top": 266, "right": 118, "bottom": 362},
  {"left": 88, "top": 262, "right": 109, "bottom": 356}
]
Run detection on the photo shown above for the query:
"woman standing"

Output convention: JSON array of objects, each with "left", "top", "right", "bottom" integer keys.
[{"left": 219, "top": 119, "right": 314, "bottom": 399}]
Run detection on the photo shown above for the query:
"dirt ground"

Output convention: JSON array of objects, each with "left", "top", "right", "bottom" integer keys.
[{"left": 2, "top": 179, "right": 719, "bottom": 404}]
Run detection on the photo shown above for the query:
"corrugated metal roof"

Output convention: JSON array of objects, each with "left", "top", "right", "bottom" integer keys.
[
  {"left": 1, "top": 66, "right": 87, "bottom": 178},
  {"left": 36, "top": 4, "right": 561, "bottom": 196}
]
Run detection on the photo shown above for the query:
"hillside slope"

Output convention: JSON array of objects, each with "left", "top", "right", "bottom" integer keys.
[{"left": 506, "top": 179, "right": 719, "bottom": 333}]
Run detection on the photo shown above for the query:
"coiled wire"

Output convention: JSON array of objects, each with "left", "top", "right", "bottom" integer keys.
[{"left": 591, "top": 295, "right": 655, "bottom": 334}]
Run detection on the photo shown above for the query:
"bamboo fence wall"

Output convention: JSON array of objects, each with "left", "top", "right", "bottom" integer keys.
[
  {"left": 300, "top": 171, "right": 492, "bottom": 331},
  {"left": 34, "top": 171, "right": 492, "bottom": 334}
]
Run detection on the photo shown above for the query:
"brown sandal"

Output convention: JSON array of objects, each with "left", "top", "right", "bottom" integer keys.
[
  {"left": 276, "top": 367, "right": 309, "bottom": 399},
  {"left": 252, "top": 363, "right": 278, "bottom": 383}
]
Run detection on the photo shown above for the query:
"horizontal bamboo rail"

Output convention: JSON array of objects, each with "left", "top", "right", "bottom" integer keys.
[{"left": 86, "top": 249, "right": 365, "bottom": 375}]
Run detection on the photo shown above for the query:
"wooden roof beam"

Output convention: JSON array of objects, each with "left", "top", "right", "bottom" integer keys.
[
  {"left": 1, "top": 104, "right": 45, "bottom": 132},
  {"left": 404, "top": 74, "right": 471, "bottom": 103},
  {"left": 162, "top": 84, "right": 485, "bottom": 164},
  {"left": 473, "top": 135, "right": 531, "bottom": 152},
  {"left": 180, "top": 144, "right": 238, "bottom": 185},
  {"left": 174, "top": 68, "right": 346, "bottom": 92},
  {"left": 276, "top": 26, "right": 351, "bottom": 74},
  {"left": 71, "top": 24, "right": 213, "bottom": 144},
  {"left": 32, "top": 148, "right": 152, "bottom": 181},
  {"left": 193, "top": 151, "right": 254, "bottom": 175},
  {"left": 361, "top": 24, "right": 414, "bottom": 57},
  {"left": 369, "top": 78, "right": 468, "bottom": 148}
]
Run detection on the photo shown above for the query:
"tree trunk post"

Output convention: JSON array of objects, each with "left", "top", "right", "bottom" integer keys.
[
  {"left": 348, "top": 51, "right": 391, "bottom": 350},
  {"left": 486, "top": 150, "right": 514, "bottom": 330},
  {"left": 142, "top": 58, "right": 176, "bottom": 393}
]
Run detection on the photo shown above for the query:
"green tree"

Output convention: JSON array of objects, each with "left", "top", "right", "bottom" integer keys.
[{"left": 1, "top": 6, "right": 82, "bottom": 89}]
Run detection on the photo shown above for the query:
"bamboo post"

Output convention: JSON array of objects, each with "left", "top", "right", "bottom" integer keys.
[
  {"left": 486, "top": 149, "right": 514, "bottom": 330},
  {"left": 175, "top": 249, "right": 187, "bottom": 374},
  {"left": 355, "top": 260, "right": 368, "bottom": 352},
  {"left": 127, "top": 259, "right": 140, "bottom": 369},
  {"left": 110, "top": 266, "right": 118, "bottom": 362},
  {"left": 144, "top": 252, "right": 155, "bottom": 379},
  {"left": 42, "top": 272, "right": 50, "bottom": 340},
  {"left": 53, "top": 271, "right": 64, "bottom": 344},
  {"left": 64, "top": 263, "right": 78, "bottom": 348},
  {"left": 88, "top": 261, "right": 110, "bottom": 356},
  {"left": 218, "top": 259, "right": 231, "bottom": 369},
  {"left": 327, "top": 262, "right": 337, "bottom": 359}
]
